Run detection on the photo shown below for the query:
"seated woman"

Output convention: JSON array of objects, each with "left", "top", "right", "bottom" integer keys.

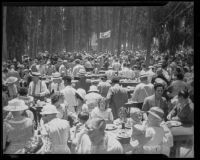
[
  {"left": 113, "top": 107, "right": 131, "bottom": 126},
  {"left": 3, "top": 99, "right": 34, "bottom": 154},
  {"left": 167, "top": 89, "right": 194, "bottom": 126},
  {"left": 90, "top": 97, "right": 113, "bottom": 124},
  {"left": 5, "top": 87, "right": 34, "bottom": 122},
  {"left": 141, "top": 107, "right": 172, "bottom": 156}
]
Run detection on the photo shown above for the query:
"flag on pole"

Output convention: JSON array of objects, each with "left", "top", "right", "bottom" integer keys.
[{"left": 100, "top": 30, "right": 111, "bottom": 39}]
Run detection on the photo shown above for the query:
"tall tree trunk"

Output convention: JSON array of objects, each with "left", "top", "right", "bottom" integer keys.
[
  {"left": 117, "top": 7, "right": 123, "bottom": 57},
  {"left": 50, "top": 7, "right": 53, "bottom": 54},
  {"left": 146, "top": 7, "right": 152, "bottom": 67},
  {"left": 2, "top": 6, "right": 7, "bottom": 61}
]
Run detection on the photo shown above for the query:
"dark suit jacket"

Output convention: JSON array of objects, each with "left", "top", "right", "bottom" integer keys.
[
  {"left": 142, "top": 95, "right": 168, "bottom": 120},
  {"left": 170, "top": 102, "right": 194, "bottom": 125}
]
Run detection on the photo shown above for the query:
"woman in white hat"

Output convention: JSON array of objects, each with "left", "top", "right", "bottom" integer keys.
[
  {"left": 3, "top": 99, "right": 34, "bottom": 154},
  {"left": 5, "top": 87, "right": 35, "bottom": 123},
  {"left": 141, "top": 107, "right": 172, "bottom": 156},
  {"left": 49, "top": 72, "right": 65, "bottom": 94},
  {"left": 40, "top": 104, "right": 71, "bottom": 154},
  {"left": 5, "top": 76, "right": 18, "bottom": 100}
]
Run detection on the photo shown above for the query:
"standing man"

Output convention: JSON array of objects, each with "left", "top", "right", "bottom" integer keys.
[
  {"left": 28, "top": 72, "right": 49, "bottom": 100},
  {"left": 106, "top": 76, "right": 128, "bottom": 119},
  {"left": 131, "top": 74, "right": 154, "bottom": 109}
]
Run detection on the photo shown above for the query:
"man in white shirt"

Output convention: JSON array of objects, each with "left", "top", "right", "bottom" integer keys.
[
  {"left": 61, "top": 76, "right": 77, "bottom": 126},
  {"left": 119, "top": 63, "right": 135, "bottom": 79},
  {"left": 49, "top": 72, "right": 65, "bottom": 94},
  {"left": 105, "top": 66, "right": 116, "bottom": 80},
  {"left": 40, "top": 104, "right": 71, "bottom": 153},
  {"left": 140, "top": 63, "right": 148, "bottom": 76},
  {"left": 85, "top": 85, "right": 102, "bottom": 112},
  {"left": 28, "top": 72, "right": 49, "bottom": 98},
  {"left": 112, "top": 59, "right": 121, "bottom": 72},
  {"left": 131, "top": 74, "right": 154, "bottom": 109},
  {"left": 72, "top": 59, "right": 85, "bottom": 78}
]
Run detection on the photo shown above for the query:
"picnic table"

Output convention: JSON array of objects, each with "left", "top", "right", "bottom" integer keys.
[{"left": 169, "top": 125, "right": 194, "bottom": 157}]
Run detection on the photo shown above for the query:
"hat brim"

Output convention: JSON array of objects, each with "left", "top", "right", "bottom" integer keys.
[
  {"left": 88, "top": 89, "right": 99, "bottom": 93},
  {"left": 4, "top": 105, "right": 28, "bottom": 112},
  {"left": 6, "top": 77, "right": 18, "bottom": 84},
  {"left": 40, "top": 111, "right": 59, "bottom": 115},
  {"left": 147, "top": 111, "right": 162, "bottom": 120}
]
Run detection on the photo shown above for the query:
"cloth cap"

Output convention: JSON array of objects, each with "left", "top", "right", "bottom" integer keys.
[{"left": 4, "top": 99, "right": 28, "bottom": 111}]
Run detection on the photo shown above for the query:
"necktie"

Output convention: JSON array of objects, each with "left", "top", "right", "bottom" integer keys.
[
  {"left": 57, "top": 83, "right": 60, "bottom": 91},
  {"left": 33, "top": 82, "right": 36, "bottom": 96}
]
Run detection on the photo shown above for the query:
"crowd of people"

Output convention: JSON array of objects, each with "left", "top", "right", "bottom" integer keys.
[{"left": 2, "top": 48, "right": 194, "bottom": 155}]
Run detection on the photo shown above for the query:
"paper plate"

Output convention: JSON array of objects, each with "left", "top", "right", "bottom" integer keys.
[
  {"left": 105, "top": 124, "right": 118, "bottom": 131},
  {"left": 166, "top": 121, "right": 182, "bottom": 127}
]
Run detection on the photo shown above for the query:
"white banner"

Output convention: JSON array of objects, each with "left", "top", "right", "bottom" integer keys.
[{"left": 100, "top": 30, "right": 111, "bottom": 39}]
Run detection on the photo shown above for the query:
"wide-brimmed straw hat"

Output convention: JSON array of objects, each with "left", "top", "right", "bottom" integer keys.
[
  {"left": 88, "top": 85, "right": 99, "bottom": 93},
  {"left": 52, "top": 72, "right": 62, "bottom": 80},
  {"left": 78, "top": 69, "right": 87, "bottom": 77},
  {"left": 6, "top": 77, "right": 18, "bottom": 84},
  {"left": 76, "top": 88, "right": 86, "bottom": 101},
  {"left": 31, "top": 72, "right": 41, "bottom": 77},
  {"left": 147, "top": 107, "right": 164, "bottom": 120},
  {"left": 4, "top": 99, "right": 28, "bottom": 112},
  {"left": 40, "top": 104, "right": 59, "bottom": 115}
]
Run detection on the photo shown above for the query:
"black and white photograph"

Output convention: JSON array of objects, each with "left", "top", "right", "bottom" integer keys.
[{"left": 2, "top": 1, "right": 194, "bottom": 157}]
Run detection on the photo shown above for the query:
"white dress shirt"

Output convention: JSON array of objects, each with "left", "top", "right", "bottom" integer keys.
[{"left": 28, "top": 80, "right": 49, "bottom": 96}]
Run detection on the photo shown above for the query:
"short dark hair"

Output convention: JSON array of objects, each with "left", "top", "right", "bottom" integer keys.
[
  {"left": 176, "top": 73, "right": 184, "bottom": 80},
  {"left": 51, "top": 92, "right": 64, "bottom": 104},
  {"left": 18, "top": 87, "right": 28, "bottom": 96},
  {"left": 111, "top": 76, "right": 120, "bottom": 84},
  {"left": 78, "top": 112, "right": 89, "bottom": 123},
  {"left": 154, "top": 83, "right": 164, "bottom": 90},
  {"left": 178, "top": 89, "right": 189, "bottom": 99},
  {"left": 63, "top": 76, "right": 72, "bottom": 83}
]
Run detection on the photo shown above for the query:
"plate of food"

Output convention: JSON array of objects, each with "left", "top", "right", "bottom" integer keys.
[
  {"left": 125, "top": 123, "right": 132, "bottom": 129},
  {"left": 165, "top": 121, "right": 182, "bottom": 127},
  {"left": 105, "top": 124, "right": 118, "bottom": 131}
]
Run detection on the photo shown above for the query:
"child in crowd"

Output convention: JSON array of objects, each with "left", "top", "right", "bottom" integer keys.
[{"left": 71, "top": 111, "right": 89, "bottom": 153}]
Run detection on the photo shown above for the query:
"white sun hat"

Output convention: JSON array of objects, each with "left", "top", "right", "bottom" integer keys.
[
  {"left": 5, "top": 77, "right": 18, "bottom": 84},
  {"left": 4, "top": 99, "right": 28, "bottom": 112},
  {"left": 40, "top": 104, "right": 59, "bottom": 115},
  {"left": 88, "top": 85, "right": 99, "bottom": 93},
  {"left": 76, "top": 88, "right": 86, "bottom": 101},
  {"left": 147, "top": 107, "right": 164, "bottom": 120}
]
